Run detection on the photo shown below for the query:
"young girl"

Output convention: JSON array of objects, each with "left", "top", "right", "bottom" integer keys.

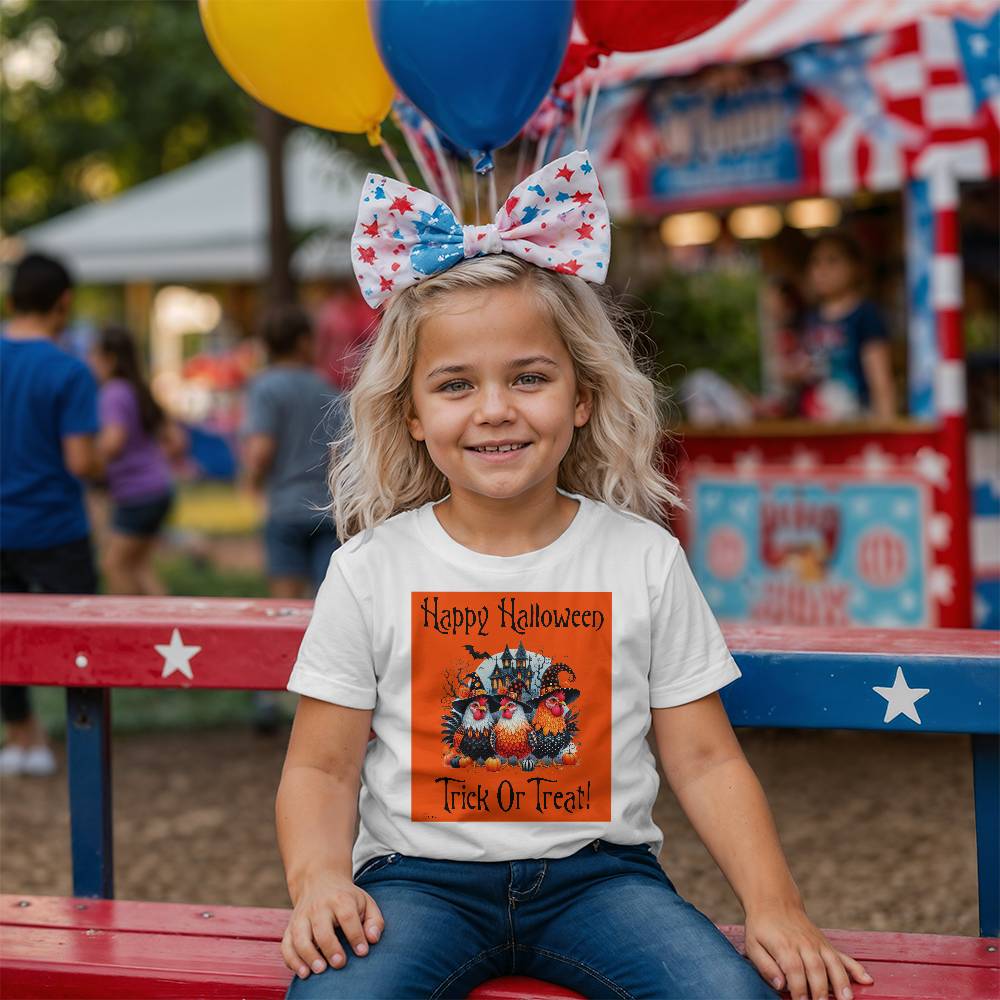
[
  {"left": 796, "top": 233, "right": 896, "bottom": 423},
  {"left": 277, "top": 153, "right": 874, "bottom": 1000},
  {"left": 90, "top": 324, "right": 184, "bottom": 594}
]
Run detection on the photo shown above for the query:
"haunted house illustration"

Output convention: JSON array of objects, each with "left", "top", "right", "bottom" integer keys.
[{"left": 489, "top": 641, "right": 532, "bottom": 695}]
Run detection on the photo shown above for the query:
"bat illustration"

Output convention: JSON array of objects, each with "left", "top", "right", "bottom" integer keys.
[{"left": 464, "top": 644, "right": 491, "bottom": 660}]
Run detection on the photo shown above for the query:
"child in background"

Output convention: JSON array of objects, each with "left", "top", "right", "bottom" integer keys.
[
  {"left": 242, "top": 304, "right": 344, "bottom": 598},
  {"left": 242, "top": 305, "right": 344, "bottom": 732},
  {"left": 91, "top": 325, "right": 184, "bottom": 595},
  {"left": 797, "top": 232, "right": 896, "bottom": 422},
  {"left": 276, "top": 154, "right": 874, "bottom": 1000}
]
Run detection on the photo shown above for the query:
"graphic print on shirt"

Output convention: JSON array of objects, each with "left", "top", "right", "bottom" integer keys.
[{"left": 411, "top": 592, "right": 612, "bottom": 823}]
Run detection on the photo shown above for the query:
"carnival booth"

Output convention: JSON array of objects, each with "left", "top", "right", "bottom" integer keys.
[
  {"left": 197, "top": 0, "right": 997, "bottom": 631},
  {"left": 576, "top": 1, "right": 1000, "bottom": 630}
]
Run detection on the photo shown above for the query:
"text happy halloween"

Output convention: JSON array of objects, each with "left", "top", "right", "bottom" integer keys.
[{"left": 419, "top": 596, "right": 606, "bottom": 636}]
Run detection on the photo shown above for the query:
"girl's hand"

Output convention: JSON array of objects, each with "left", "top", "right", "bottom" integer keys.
[
  {"left": 744, "top": 901, "right": 874, "bottom": 1000},
  {"left": 281, "top": 870, "right": 385, "bottom": 979}
]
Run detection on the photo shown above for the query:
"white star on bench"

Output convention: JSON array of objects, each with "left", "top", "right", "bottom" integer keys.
[
  {"left": 873, "top": 666, "right": 930, "bottom": 725},
  {"left": 155, "top": 628, "right": 202, "bottom": 681}
]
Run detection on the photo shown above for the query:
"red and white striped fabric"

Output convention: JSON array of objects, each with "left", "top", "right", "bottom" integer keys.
[
  {"left": 797, "top": 15, "right": 1000, "bottom": 194},
  {"left": 872, "top": 18, "right": 999, "bottom": 177},
  {"left": 596, "top": 0, "right": 999, "bottom": 86}
]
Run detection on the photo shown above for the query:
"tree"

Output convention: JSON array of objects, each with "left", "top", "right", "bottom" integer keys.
[{"left": 1, "top": 0, "right": 254, "bottom": 233}]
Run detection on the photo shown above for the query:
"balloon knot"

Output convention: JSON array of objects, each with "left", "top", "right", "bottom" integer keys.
[
  {"left": 586, "top": 44, "right": 608, "bottom": 67},
  {"left": 472, "top": 151, "right": 494, "bottom": 175},
  {"left": 366, "top": 123, "right": 383, "bottom": 147}
]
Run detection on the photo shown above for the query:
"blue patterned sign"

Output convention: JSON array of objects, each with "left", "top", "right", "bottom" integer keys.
[{"left": 690, "top": 473, "right": 931, "bottom": 627}]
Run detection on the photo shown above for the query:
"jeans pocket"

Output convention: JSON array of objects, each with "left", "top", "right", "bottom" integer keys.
[{"left": 354, "top": 853, "right": 394, "bottom": 881}]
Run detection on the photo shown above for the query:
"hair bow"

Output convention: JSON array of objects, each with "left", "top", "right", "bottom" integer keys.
[{"left": 351, "top": 150, "right": 609, "bottom": 309}]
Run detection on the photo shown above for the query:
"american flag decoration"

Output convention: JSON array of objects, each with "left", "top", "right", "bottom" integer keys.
[{"left": 595, "top": 8, "right": 999, "bottom": 205}]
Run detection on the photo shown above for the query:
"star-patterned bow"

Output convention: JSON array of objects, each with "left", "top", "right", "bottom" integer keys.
[{"left": 351, "top": 150, "right": 610, "bottom": 309}]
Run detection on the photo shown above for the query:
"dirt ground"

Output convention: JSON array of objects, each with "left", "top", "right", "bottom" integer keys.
[{"left": 0, "top": 726, "right": 980, "bottom": 936}]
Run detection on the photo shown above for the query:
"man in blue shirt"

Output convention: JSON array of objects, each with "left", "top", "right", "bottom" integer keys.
[{"left": 1, "top": 253, "right": 101, "bottom": 776}]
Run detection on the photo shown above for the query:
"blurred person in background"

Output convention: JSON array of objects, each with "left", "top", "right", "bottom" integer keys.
[
  {"left": 314, "top": 282, "right": 376, "bottom": 391},
  {"left": 242, "top": 304, "right": 345, "bottom": 732},
  {"left": 90, "top": 324, "right": 186, "bottom": 595},
  {"left": 795, "top": 232, "right": 896, "bottom": 422},
  {"left": 0, "top": 253, "right": 101, "bottom": 776}
]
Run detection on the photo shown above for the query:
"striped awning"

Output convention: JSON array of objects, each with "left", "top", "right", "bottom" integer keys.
[{"left": 597, "top": 0, "right": 1000, "bottom": 85}]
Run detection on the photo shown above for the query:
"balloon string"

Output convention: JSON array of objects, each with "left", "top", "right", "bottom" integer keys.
[
  {"left": 514, "top": 135, "right": 529, "bottom": 187},
  {"left": 572, "top": 85, "right": 584, "bottom": 148},
  {"left": 393, "top": 110, "right": 444, "bottom": 203},
  {"left": 550, "top": 124, "right": 566, "bottom": 161},
  {"left": 473, "top": 165, "right": 481, "bottom": 225},
  {"left": 488, "top": 168, "right": 497, "bottom": 220},
  {"left": 581, "top": 79, "right": 602, "bottom": 149},
  {"left": 427, "top": 128, "right": 463, "bottom": 221},
  {"left": 379, "top": 136, "right": 410, "bottom": 185},
  {"left": 533, "top": 130, "right": 551, "bottom": 173}
]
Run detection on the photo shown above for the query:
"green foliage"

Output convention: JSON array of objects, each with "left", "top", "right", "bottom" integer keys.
[
  {"left": 638, "top": 267, "right": 763, "bottom": 394},
  {"left": 156, "top": 550, "right": 268, "bottom": 600},
  {"left": 29, "top": 685, "right": 293, "bottom": 738},
  {"left": 1, "top": 0, "right": 253, "bottom": 232}
]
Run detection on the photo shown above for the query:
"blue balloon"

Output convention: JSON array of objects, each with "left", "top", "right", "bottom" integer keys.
[{"left": 369, "top": 0, "right": 573, "bottom": 167}]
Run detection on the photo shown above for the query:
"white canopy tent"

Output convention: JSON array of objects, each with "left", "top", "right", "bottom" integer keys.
[{"left": 15, "top": 129, "right": 362, "bottom": 285}]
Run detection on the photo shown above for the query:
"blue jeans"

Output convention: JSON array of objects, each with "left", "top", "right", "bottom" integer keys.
[
  {"left": 264, "top": 517, "right": 340, "bottom": 590},
  {"left": 285, "top": 839, "right": 779, "bottom": 999}
]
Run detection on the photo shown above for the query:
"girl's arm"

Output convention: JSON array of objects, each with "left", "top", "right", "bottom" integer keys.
[
  {"left": 276, "top": 695, "right": 384, "bottom": 980},
  {"left": 97, "top": 422, "right": 127, "bottom": 462},
  {"left": 242, "top": 432, "right": 277, "bottom": 493},
  {"left": 652, "top": 693, "right": 873, "bottom": 1000},
  {"left": 860, "top": 341, "right": 896, "bottom": 422}
]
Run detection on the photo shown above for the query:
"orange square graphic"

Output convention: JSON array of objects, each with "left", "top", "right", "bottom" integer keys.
[{"left": 411, "top": 592, "right": 612, "bottom": 823}]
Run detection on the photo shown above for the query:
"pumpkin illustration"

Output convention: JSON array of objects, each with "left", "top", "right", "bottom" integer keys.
[
  {"left": 561, "top": 752, "right": 578, "bottom": 766},
  {"left": 459, "top": 756, "right": 472, "bottom": 768},
  {"left": 484, "top": 757, "right": 501, "bottom": 771}
]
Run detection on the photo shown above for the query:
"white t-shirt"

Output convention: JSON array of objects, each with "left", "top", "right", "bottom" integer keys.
[{"left": 287, "top": 487, "right": 741, "bottom": 875}]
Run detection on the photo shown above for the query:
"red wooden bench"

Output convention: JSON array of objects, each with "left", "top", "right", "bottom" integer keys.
[{"left": 1, "top": 595, "right": 998, "bottom": 999}]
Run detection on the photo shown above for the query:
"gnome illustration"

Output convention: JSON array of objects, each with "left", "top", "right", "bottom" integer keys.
[
  {"left": 440, "top": 671, "right": 499, "bottom": 767},
  {"left": 526, "top": 663, "right": 580, "bottom": 765}
]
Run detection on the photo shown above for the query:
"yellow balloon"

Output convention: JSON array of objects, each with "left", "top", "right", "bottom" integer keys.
[{"left": 199, "top": 0, "right": 394, "bottom": 142}]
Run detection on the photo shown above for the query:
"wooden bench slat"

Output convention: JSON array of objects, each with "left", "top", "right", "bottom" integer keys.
[
  {"left": 3, "top": 596, "right": 996, "bottom": 658},
  {"left": 3, "top": 897, "right": 998, "bottom": 1000},
  {"left": 5, "top": 897, "right": 997, "bottom": 969},
  {"left": 1, "top": 962, "right": 286, "bottom": 1000},
  {"left": 3, "top": 595, "right": 997, "bottom": 694},
  {"left": 0, "top": 926, "right": 585, "bottom": 1000},
  {"left": 723, "top": 924, "right": 1000, "bottom": 969},
  {"left": 3, "top": 596, "right": 997, "bottom": 737},
  {"left": 3, "top": 924, "right": 998, "bottom": 1000},
  {"left": 2, "top": 894, "right": 286, "bottom": 941},
  {"left": 0, "top": 927, "right": 289, "bottom": 999}
]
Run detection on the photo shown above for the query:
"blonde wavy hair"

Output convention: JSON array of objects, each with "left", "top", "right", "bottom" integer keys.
[{"left": 328, "top": 255, "right": 681, "bottom": 542}]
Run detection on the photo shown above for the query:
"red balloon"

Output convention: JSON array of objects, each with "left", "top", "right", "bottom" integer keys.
[{"left": 576, "top": 0, "right": 739, "bottom": 55}]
